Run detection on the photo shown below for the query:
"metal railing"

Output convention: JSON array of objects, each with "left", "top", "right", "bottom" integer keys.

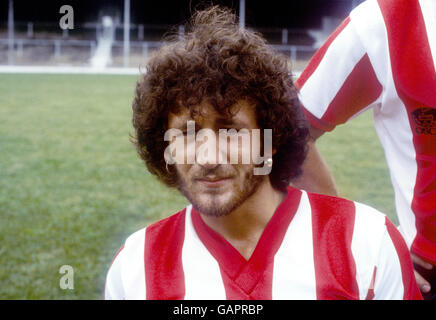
[
  {"left": 0, "top": 21, "right": 318, "bottom": 68},
  {"left": 0, "top": 38, "right": 97, "bottom": 60},
  {"left": 0, "top": 38, "right": 316, "bottom": 68}
]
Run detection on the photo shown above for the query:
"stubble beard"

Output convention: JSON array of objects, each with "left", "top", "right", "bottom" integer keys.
[{"left": 177, "top": 166, "right": 264, "bottom": 217}]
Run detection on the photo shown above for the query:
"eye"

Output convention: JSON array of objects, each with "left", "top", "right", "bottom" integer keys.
[
  {"left": 227, "top": 130, "right": 239, "bottom": 136},
  {"left": 224, "top": 127, "right": 247, "bottom": 134}
]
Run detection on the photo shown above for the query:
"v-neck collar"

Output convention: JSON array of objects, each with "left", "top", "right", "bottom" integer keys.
[{"left": 191, "top": 187, "right": 302, "bottom": 294}]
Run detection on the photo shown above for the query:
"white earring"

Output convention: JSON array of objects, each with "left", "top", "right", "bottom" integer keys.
[{"left": 265, "top": 158, "right": 273, "bottom": 167}]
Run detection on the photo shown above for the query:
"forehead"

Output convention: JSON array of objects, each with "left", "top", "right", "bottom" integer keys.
[{"left": 168, "top": 99, "right": 258, "bottom": 129}]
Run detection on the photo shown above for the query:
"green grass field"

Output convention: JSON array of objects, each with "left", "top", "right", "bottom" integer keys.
[{"left": 0, "top": 73, "right": 395, "bottom": 299}]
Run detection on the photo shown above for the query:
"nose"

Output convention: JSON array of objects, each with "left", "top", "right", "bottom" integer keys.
[
  {"left": 196, "top": 145, "right": 220, "bottom": 170},
  {"left": 195, "top": 129, "right": 221, "bottom": 169},
  {"left": 198, "top": 161, "right": 219, "bottom": 171}
]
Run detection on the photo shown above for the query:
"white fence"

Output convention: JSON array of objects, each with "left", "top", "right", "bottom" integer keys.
[
  {"left": 0, "top": 21, "right": 319, "bottom": 72},
  {"left": 0, "top": 39, "right": 316, "bottom": 68}
]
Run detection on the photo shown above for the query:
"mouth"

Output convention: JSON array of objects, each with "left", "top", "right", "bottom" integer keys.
[{"left": 195, "top": 176, "right": 233, "bottom": 188}]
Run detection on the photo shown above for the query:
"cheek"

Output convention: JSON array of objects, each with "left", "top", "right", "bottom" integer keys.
[
  {"left": 175, "top": 164, "right": 191, "bottom": 182},
  {"left": 233, "top": 164, "right": 255, "bottom": 185},
  {"left": 185, "top": 138, "right": 196, "bottom": 164},
  {"left": 241, "top": 137, "right": 253, "bottom": 163},
  {"left": 250, "top": 130, "right": 263, "bottom": 163}
]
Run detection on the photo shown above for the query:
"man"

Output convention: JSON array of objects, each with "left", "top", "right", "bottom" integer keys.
[
  {"left": 105, "top": 6, "right": 421, "bottom": 300},
  {"left": 294, "top": 0, "right": 436, "bottom": 299}
]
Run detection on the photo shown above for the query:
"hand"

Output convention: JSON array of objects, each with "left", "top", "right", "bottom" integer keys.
[{"left": 411, "top": 253, "right": 433, "bottom": 294}]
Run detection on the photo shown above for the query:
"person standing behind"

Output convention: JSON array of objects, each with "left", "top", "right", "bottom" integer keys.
[{"left": 294, "top": 0, "right": 436, "bottom": 299}]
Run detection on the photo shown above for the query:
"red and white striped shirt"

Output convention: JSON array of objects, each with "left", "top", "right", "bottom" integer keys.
[
  {"left": 296, "top": 0, "right": 436, "bottom": 265},
  {"left": 105, "top": 187, "right": 421, "bottom": 300}
]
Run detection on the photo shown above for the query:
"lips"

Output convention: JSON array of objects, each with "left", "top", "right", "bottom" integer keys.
[{"left": 195, "top": 176, "right": 233, "bottom": 187}]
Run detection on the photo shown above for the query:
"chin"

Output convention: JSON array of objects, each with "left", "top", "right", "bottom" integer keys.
[{"left": 190, "top": 189, "right": 237, "bottom": 217}]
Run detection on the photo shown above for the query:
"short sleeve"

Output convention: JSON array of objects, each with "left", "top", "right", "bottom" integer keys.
[{"left": 296, "top": 12, "right": 383, "bottom": 132}]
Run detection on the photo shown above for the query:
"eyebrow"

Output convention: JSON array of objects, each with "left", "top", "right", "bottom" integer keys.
[
  {"left": 170, "top": 122, "right": 189, "bottom": 131},
  {"left": 215, "top": 117, "right": 249, "bottom": 127},
  {"left": 169, "top": 115, "right": 251, "bottom": 130}
]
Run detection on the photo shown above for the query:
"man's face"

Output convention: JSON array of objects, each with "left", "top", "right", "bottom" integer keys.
[{"left": 167, "top": 100, "right": 267, "bottom": 217}]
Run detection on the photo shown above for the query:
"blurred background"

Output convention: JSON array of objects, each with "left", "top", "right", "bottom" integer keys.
[
  {"left": 1, "top": 0, "right": 394, "bottom": 300},
  {"left": 0, "top": 0, "right": 364, "bottom": 72}
]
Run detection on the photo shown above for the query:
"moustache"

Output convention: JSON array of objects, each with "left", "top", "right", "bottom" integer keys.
[{"left": 191, "top": 166, "right": 236, "bottom": 180}]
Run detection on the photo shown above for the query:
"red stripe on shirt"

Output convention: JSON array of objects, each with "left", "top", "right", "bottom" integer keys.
[
  {"left": 385, "top": 217, "right": 423, "bottom": 300},
  {"left": 144, "top": 210, "right": 186, "bottom": 300},
  {"left": 320, "top": 54, "right": 382, "bottom": 127},
  {"left": 309, "top": 193, "right": 360, "bottom": 300},
  {"left": 364, "top": 267, "right": 377, "bottom": 300},
  {"left": 296, "top": 16, "right": 350, "bottom": 90},
  {"left": 378, "top": 0, "right": 436, "bottom": 264}
]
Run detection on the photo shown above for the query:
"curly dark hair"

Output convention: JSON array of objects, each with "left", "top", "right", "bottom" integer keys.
[{"left": 131, "top": 5, "right": 309, "bottom": 191}]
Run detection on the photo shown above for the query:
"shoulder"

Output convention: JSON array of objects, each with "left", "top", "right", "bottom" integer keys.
[
  {"left": 119, "top": 208, "right": 187, "bottom": 258},
  {"left": 306, "top": 191, "right": 385, "bottom": 224},
  {"left": 108, "top": 209, "right": 187, "bottom": 268},
  {"left": 349, "top": 0, "right": 386, "bottom": 44},
  {"left": 306, "top": 191, "right": 386, "bottom": 220},
  {"left": 104, "top": 209, "right": 187, "bottom": 299},
  {"left": 144, "top": 208, "right": 187, "bottom": 239},
  {"left": 350, "top": 0, "right": 415, "bottom": 35},
  {"left": 306, "top": 192, "right": 388, "bottom": 249}
]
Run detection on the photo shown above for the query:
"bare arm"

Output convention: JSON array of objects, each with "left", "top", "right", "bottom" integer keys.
[{"left": 291, "top": 125, "right": 339, "bottom": 197}]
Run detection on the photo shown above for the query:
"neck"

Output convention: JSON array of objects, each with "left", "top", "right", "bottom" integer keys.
[{"left": 199, "top": 179, "right": 287, "bottom": 260}]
